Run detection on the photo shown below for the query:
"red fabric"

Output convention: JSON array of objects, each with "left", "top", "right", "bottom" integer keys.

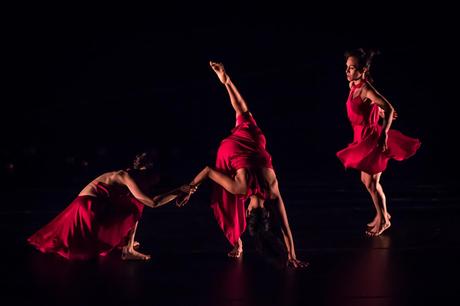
[
  {"left": 28, "top": 182, "right": 144, "bottom": 260},
  {"left": 337, "top": 81, "right": 421, "bottom": 174},
  {"left": 211, "top": 112, "right": 273, "bottom": 246}
]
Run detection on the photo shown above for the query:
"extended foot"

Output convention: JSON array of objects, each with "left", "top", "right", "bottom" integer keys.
[
  {"left": 121, "top": 246, "right": 151, "bottom": 261},
  {"left": 210, "top": 61, "right": 229, "bottom": 84},
  {"left": 367, "top": 213, "right": 391, "bottom": 227},
  {"left": 227, "top": 239, "right": 243, "bottom": 258}
]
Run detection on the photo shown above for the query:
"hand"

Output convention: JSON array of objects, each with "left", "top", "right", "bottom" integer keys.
[
  {"left": 176, "top": 184, "right": 198, "bottom": 207},
  {"left": 378, "top": 108, "right": 398, "bottom": 120},
  {"left": 175, "top": 192, "right": 191, "bottom": 207},
  {"left": 179, "top": 184, "right": 198, "bottom": 194},
  {"left": 392, "top": 110, "right": 398, "bottom": 120},
  {"left": 378, "top": 131, "right": 388, "bottom": 152}
]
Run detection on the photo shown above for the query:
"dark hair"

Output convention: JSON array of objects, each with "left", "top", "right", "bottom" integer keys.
[
  {"left": 132, "top": 152, "right": 155, "bottom": 170},
  {"left": 247, "top": 207, "right": 271, "bottom": 236},
  {"left": 247, "top": 207, "right": 288, "bottom": 268},
  {"left": 345, "top": 48, "right": 380, "bottom": 82}
]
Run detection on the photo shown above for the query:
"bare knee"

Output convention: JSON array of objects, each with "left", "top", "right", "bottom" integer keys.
[{"left": 361, "top": 176, "right": 377, "bottom": 193}]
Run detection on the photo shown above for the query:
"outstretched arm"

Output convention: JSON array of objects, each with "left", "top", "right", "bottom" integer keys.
[
  {"left": 177, "top": 166, "right": 248, "bottom": 207},
  {"left": 152, "top": 186, "right": 194, "bottom": 208},
  {"left": 209, "top": 61, "right": 249, "bottom": 117},
  {"left": 189, "top": 166, "right": 248, "bottom": 195},
  {"left": 118, "top": 171, "right": 193, "bottom": 208}
]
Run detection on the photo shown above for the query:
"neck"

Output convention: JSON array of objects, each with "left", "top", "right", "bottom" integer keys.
[{"left": 352, "top": 77, "right": 364, "bottom": 86}]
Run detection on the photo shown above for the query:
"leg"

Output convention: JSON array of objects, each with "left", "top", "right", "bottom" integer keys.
[
  {"left": 362, "top": 172, "right": 381, "bottom": 227},
  {"left": 262, "top": 168, "right": 309, "bottom": 268},
  {"left": 227, "top": 238, "right": 243, "bottom": 258},
  {"left": 210, "top": 61, "right": 249, "bottom": 117},
  {"left": 365, "top": 172, "right": 391, "bottom": 226},
  {"left": 361, "top": 172, "right": 391, "bottom": 236},
  {"left": 121, "top": 221, "right": 151, "bottom": 261}
]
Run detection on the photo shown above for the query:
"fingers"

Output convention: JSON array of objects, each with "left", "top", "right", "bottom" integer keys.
[
  {"left": 176, "top": 194, "right": 191, "bottom": 207},
  {"left": 179, "top": 184, "right": 199, "bottom": 194},
  {"left": 382, "top": 143, "right": 388, "bottom": 152}
]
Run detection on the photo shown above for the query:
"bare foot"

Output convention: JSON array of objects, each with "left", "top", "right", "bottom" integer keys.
[
  {"left": 366, "top": 221, "right": 391, "bottom": 237},
  {"left": 210, "top": 61, "right": 229, "bottom": 84},
  {"left": 227, "top": 239, "right": 243, "bottom": 258},
  {"left": 287, "top": 258, "right": 310, "bottom": 269},
  {"left": 367, "top": 213, "right": 391, "bottom": 227},
  {"left": 121, "top": 246, "right": 151, "bottom": 261}
]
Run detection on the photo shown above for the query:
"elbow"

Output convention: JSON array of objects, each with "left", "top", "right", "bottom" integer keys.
[
  {"left": 382, "top": 101, "right": 394, "bottom": 113},
  {"left": 387, "top": 104, "right": 395, "bottom": 113}
]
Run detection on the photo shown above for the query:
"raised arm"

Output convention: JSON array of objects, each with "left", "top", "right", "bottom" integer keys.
[{"left": 209, "top": 61, "right": 249, "bottom": 117}]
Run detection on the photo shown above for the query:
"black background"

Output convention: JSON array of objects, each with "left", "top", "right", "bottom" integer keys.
[{"left": 3, "top": 4, "right": 458, "bottom": 196}]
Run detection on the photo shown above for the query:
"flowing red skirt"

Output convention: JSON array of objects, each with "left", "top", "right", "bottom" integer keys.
[
  {"left": 337, "top": 124, "right": 421, "bottom": 174},
  {"left": 211, "top": 112, "right": 273, "bottom": 246},
  {"left": 28, "top": 187, "right": 144, "bottom": 260}
]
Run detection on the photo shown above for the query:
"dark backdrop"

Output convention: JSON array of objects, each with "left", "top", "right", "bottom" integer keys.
[{"left": 3, "top": 5, "right": 458, "bottom": 202}]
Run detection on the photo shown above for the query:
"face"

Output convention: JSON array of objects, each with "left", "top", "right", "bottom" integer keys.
[{"left": 345, "top": 56, "right": 364, "bottom": 81}]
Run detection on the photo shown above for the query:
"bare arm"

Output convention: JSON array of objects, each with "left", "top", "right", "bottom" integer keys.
[
  {"left": 267, "top": 196, "right": 308, "bottom": 268},
  {"left": 363, "top": 83, "right": 395, "bottom": 151},
  {"left": 190, "top": 166, "right": 248, "bottom": 195},
  {"left": 210, "top": 61, "right": 249, "bottom": 116},
  {"left": 363, "top": 82, "right": 395, "bottom": 133},
  {"left": 274, "top": 199, "right": 294, "bottom": 255},
  {"left": 152, "top": 187, "right": 190, "bottom": 208},
  {"left": 119, "top": 171, "right": 191, "bottom": 208}
]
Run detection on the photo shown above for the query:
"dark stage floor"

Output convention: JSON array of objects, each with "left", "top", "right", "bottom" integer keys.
[{"left": 2, "top": 181, "right": 459, "bottom": 306}]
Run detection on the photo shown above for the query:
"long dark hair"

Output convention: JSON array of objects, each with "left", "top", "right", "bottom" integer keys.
[
  {"left": 247, "top": 207, "right": 288, "bottom": 268},
  {"left": 345, "top": 48, "right": 380, "bottom": 83}
]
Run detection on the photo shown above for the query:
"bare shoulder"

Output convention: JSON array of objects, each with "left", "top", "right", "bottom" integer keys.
[
  {"left": 113, "top": 170, "right": 130, "bottom": 181},
  {"left": 360, "top": 81, "right": 376, "bottom": 97},
  {"left": 363, "top": 81, "right": 381, "bottom": 94},
  {"left": 348, "top": 81, "right": 353, "bottom": 89},
  {"left": 95, "top": 170, "right": 127, "bottom": 184}
]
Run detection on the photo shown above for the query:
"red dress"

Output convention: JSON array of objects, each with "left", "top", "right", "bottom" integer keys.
[
  {"left": 336, "top": 81, "right": 421, "bottom": 174},
  {"left": 27, "top": 182, "right": 144, "bottom": 260},
  {"left": 211, "top": 112, "right": 273, "bottom": 246}
]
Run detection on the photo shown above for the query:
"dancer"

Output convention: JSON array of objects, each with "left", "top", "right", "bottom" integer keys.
[
  {"left": 336, "top": 49, "right": 421, "bottom": 236},
  {"left": 178, "top": 61, "right": 308, "bottom": 268},
  {"left": 28, "top": 152, "right": 195, "bottom": 260}
]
